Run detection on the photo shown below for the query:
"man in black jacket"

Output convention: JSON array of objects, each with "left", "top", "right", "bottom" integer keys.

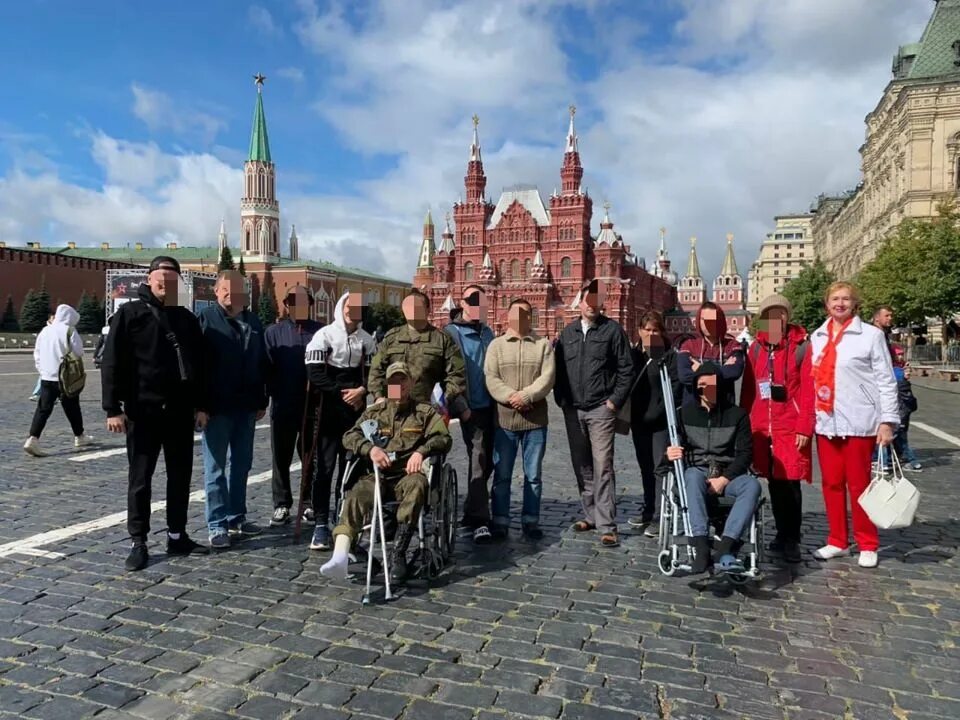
[
  {"left": 101, "top": 256, "right": 209, "bottom": 571},
  {"left": 554, "top": 280, "right": 634, "bottom": 547},
  {"left": 666, "top": 363, "right": 759, "bottom": 575},
  {"left": 265, "top": 286, "right": 323, "bottom": 526},
  {"left": 198, "top": 270, "right": 269, "bottom": 549}
]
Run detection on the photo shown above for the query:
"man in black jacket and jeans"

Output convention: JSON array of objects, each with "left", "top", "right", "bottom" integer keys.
[
  {"left": 102, "top": 256, "right": 209, "bottom": 571},
  {"left": 667, "top": 363, "right": 759, "bottom": 575},
  {"left": 554, "top": 280, "right": 634, "bottom": 548}
]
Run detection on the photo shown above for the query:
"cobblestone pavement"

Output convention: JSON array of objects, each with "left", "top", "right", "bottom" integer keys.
[{"left": 0, "top": 353, "right": 958, "bottom": 720}]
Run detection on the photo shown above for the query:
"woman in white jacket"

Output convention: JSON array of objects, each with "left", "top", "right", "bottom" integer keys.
[
  {"left": 24, "top": 304, "right": 90, "bottom": 456},
  {"left": 810, "top": 282, "right": 898, "bottom": 568}
]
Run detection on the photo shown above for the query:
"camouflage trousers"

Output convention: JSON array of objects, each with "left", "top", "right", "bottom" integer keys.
[{"left": 333, "top": 472, "right": 427, "bottom": 542}]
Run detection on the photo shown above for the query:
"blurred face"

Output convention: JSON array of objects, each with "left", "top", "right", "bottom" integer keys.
[
  {"left": 874, "top": 308, "right": 894, "bottom": 329},
  {"left": 507, "top": 303, "right": 531, "bottom": 336},
  {"left": 285, "top": 287, "right": 312, "bottom": 321},
  {"left": 215, "top": 272, "right": 247, "bottom": 317},
  {"left": 700, "top": 308, "right": 718, "bottom": 339},
  {"left": 696, "top": 374, "right": 718, "bottom": 407},
  {"left": 638, "top": 321, "right": 663, "bottom": 351},
  {"left": 148, "top": 267, "right": 181, "bottom": 306},
  {"left": 343, "top": 292, "right": 366, "bottom": 327},
  {"left": 402, "top": 295, "right": 428, "bottom": 328},
  {"left": 760, "top": 308, "right": 787, "bottom": 344},
  {"left": 387, "top": 373, "right": 412, "bottom": 402},
  {"left": 579, "top": 285, "right": 602, "bottom": 321},
  {"left": 461, "top": 288, "right": 488, "bottom": 323},
  {"left": 826, "top": 288, "right": 855, "bottom": 323}
]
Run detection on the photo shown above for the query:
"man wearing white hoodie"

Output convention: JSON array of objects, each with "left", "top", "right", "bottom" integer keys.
[
  {"left": 303, "top": 291, "right": 377, "bottom": 550},
  {"left": 24, "top": 304, "right": 90, "bottom": 456}
]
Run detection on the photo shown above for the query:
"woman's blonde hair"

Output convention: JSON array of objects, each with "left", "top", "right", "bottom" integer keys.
[{"left": 823, "top": 281, "right": 861, "bottom": 310}]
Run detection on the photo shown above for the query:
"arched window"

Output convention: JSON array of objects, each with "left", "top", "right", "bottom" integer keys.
[
  {"left": 600, "top": 262, "right": 608, "bottom": 277},
  {"left": 525, "top": 259, "right": 532, "bottom": 278},
  {"left": 499, "top": 260, "right": 506, "bottom": 278},
  {"left": 561, "top": 257, "right": 572, "bottom": 278},
  {"left": 531, "top": 308, "right": 539, "bottom": 327},
  {"left": 464, "top": 261, "right": 474, "bottom": 281},
  {"left": 510, "top": 259, "right": 520, "bottom": 279}
]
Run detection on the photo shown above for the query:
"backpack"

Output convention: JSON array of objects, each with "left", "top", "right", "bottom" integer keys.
[{"left": 59, "top": 327, "right": 87, "bottom": 398}]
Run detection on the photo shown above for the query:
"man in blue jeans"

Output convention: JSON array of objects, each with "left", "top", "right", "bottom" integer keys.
[
  {"left": 667, "top": 362, "right": 759, "bottom": 574},
  {"left": 484, "top": 299, "right": 556, "bottom": 540},
  {"left": 199, "top": 270, "right": 269, "bottom": 549}
]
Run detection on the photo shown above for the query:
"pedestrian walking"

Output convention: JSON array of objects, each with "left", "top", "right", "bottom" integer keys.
[
  {"left": 101, "top": 256, "right": 209, "bottom": 571},
  {"left": 28, "top": 314, "right": 55, "bottom": 402},
  {"left": 198, "top": 270, "right": 269, "bottom": 549},
  {"left": 93, "top": 324, "right": 110, "bottom": 369},
  {"left": 554, "top": 279, "right": 635, "bottom": 548},
  {"left": 626, "top": 311, "right": 681, "bottom": 535},
  {"left": 676, "top": 301, "right": 744, "bottom": 407},
  {"left": 23, "top": 305, "right": 91, "bottom": 456},
  {"left": 265, "top": 286, "right": 323, "bottom": 527},
  {"left": 445, "top": 285, "right": 497, "bottom": 544},
  {"left": 739, "top": 294, "right": 815, "bottom": 564},
  {"left": 893, "top": 364, "right": 922, "bottom": 471},
  {"left": 811, "top": 281, "right": 898, "bottom": 569},
  {"left": 484, "top": 298, "right": 555, "bottom": 540},
  {"left": 303, "top": 290, "right": 377, "bottom": 551}
]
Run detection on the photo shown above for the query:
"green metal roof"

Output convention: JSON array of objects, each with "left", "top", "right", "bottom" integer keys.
[
  {"left": 904, "top": 0, "right": 960, "bottom": 81},
  {"left": 248, "top": 91, "right": 272, "bottom": 163}
]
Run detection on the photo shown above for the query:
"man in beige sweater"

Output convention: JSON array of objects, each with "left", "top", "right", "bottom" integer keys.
[{"left": 484, "top": 299, "right": 556, "bottom": 539}]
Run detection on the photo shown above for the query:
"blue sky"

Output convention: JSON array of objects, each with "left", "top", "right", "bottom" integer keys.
[{"left": 0, "top": 0, "right": 933, "bottom": 279}]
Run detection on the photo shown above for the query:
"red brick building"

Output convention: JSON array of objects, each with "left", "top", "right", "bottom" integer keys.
[{"left": 414, "top": 110, "right": 677, "bottom": 339}]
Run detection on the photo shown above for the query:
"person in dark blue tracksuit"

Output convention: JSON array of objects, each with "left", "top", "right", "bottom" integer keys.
[
  {"left": 445, "top": 285, "right": 496, "bottom": 544},
  {"left": 265, "top": 286, "right": 323, "bottom": 526}
]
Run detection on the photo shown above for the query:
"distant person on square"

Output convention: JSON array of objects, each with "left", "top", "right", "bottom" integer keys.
[
  {"left": 198, "top": 270, "right": 269, "bottom": 549},
  {"left": 484, "top": 298, "right": 556, "bottom": 540},
  {"left": 101, "top": 256, "right": 209, "bottom": 571},
  {"left": 24, "top": 305, "right": 92, "bottom": 457},
  {"left": 265, "top": 286, "right": 323, "bottom": 528},
  {"left": 553, "top": 279, "right": 635, "bottom": 548}
]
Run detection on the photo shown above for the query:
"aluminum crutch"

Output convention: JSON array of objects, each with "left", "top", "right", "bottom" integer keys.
[{"left": 660, "top": 362, "right": 696, "bottom": 568}]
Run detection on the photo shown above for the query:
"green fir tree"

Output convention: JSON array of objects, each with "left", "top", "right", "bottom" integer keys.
[
  {"left": 0, "top": 295, "right": 19, "bottom": 332},
  {"left": 218, "top": 245, "right": 236, "bottom": 271}
]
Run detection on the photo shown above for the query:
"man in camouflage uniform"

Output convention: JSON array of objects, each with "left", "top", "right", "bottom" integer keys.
[
  {"left": 320, "top": 361, "right": 452, "bottom": 583},
  {"left": 368, "top": 290, "right": 465, "bottom": 407}
]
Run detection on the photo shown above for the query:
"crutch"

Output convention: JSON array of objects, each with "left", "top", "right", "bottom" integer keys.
[
  {"left": 359, "top": 420, "right": 394, "bottom": 604},
  {"left": 660, "top": 363, "right": 696, "bottom": 570}
]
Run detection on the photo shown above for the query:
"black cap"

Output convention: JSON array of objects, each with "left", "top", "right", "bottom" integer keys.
[
  {"left": 694, "top": 361, "right": 721, "bottom": 379},
  {"left": 148, "top": 255, "right": 181, "bottom": 275}
]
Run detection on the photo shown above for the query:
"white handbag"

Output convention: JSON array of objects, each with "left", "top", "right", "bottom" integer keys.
[{"left": 858, "top": 445, "right": 920, "bottom": 529}]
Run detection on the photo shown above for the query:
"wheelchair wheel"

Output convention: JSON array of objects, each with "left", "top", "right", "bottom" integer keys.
[
  {"left": 657, "top": 549, "right": 676, "bottom": 576},
  {"left": 438, "top": 465, "right": 458, "bottom": 561}
]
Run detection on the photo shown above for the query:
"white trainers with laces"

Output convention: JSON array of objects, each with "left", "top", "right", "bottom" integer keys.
[
  {"left": 74, "top": 435, "right": 94, "bottom": 448},
  {"left": 858, "top": 551, "right": 878, "bottom": 568},
  {"left": 813, "top": 544, "right": 849, "bottom": 560},
  {"left": 23, "top": 437, "right": 46, "bottom": 457}
]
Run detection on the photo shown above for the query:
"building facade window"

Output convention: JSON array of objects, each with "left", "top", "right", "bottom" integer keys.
[
  {"left": 561, "top": 257, "right": 572, "bottom": 277},
  {"left": 510, "top": 259, "right": 519, "bottom": 279},
  {"left": 464, "top": 261, "right": 474, "bottom": 281}
]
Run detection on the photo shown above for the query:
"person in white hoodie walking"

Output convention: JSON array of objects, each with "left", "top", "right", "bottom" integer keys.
[{"left": 24, "top": 304, "right": 90, "bottom": 456}]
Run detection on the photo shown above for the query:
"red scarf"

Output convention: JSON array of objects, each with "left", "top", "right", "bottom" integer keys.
[{"left": 812, "top": 317, "right": 853, "bottom": 413}]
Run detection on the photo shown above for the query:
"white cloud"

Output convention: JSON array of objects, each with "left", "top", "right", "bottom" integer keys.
[
  {"left": 248, "top": 5, "right": 283, "bottom": 38},
  {"left": 276, "top": 66, "right": 305, "bottom": 83},
  {"left": 131, "top": 84, "right": 226, "bottom": 144}
]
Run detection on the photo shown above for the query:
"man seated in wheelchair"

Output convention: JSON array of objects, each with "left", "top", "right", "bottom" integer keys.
[
  {"left": 666, "top": 362, "right": 760, "bottom": 575},
  {"left": 320, "top": 361, "right": 452, "bottom": 583}
]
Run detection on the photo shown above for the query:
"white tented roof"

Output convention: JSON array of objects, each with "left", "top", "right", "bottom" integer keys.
[{"left": 487, "top": 185, "right": 551, "bottom": 229}]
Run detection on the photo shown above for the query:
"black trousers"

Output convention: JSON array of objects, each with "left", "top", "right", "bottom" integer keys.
[
  {"left": 630, "top": 424, "right": 669, "bottom": 514},
  {"left": 30, "top": 380, "right": 84, "bottom": 438},
  {"left": 126, "top": 407, "right": 195, "bottom": 540},
  {"left": 768, "top": 479, "right": 803, "bottom": 543},
  {"left": 270, "top": 415, "right": 310, "bottom": 510},
  {"left": 312, "top": 432, "right": 348, "bottom": 526},
  {"left": 460, "top": 406, "right": 495, "bottom": 525}
]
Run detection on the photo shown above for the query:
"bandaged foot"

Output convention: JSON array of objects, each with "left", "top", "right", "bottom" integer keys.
[{"left": 320, "top": 534, "right": 352, "bottom": 580}]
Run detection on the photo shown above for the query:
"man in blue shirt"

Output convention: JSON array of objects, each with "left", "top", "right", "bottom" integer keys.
[{"left": 445, "top": 285, "right": 496, "bottom": 544}]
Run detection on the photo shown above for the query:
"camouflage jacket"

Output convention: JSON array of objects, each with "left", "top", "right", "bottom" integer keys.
[
  {"left": 342, "top": 400, "right": 452, "bottom": 475},
  {"left": 367, "top": 324, "right": 466, "bottom": 405}
]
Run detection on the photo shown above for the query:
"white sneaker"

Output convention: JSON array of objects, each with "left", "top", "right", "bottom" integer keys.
[
  {"left": 23, "top": 437, "right": 46, "bottom": 457},
  {"left": 813, "top": 544, "right": 849, "bottom": 560},
  {"left": 74, "top": 434, "right": 94, "bottom": 448},
  {"left": 858, "top": 551, "right": 878, "bottom": 568}
]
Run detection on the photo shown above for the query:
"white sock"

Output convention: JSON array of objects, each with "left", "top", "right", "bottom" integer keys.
[
  {"left": 167, "top": 532, "right": 181, "bottom": 540},
  {"left": 320, "top": 535, "right": 351, "bottom": 580}
]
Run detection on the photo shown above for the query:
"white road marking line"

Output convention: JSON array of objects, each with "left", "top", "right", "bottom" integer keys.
[
  {"left": 1, "top": 371, "right": 100, "bottom": 376},
  {"left": 912, "top": 421, "right": 960, "bottom": 449},
  {"left": 69, "top": 423, "right": 271, "bottom": 463},
  {"left": 0, "top": 464, "right": 300, "bottom": 559}
]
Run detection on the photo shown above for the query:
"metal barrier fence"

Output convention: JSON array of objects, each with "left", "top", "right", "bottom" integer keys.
[{"left": 905, "top": 343, "right": 960, "bottom": 366}]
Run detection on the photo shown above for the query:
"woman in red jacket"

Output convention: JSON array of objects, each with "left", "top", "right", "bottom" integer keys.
[{"left": 740, "top": 294, "right": 815, "bottom": 564}]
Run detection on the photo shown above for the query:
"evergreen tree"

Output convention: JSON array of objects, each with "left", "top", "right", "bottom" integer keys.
[
  {"left": 218, "top": 245, "right": 236, "bottom": 271},
  {"left": 19, "top": 290, "right": 49, "bottom": 333},
  {"left": 0, "top": 295, "right": 19, "bottom": 332},
  {"left": 781, "top": 259, "right": 835, "bottom": 334},
  {"left": 77, "top": 291, "right": 104, "bottom": 333},
  {"left": 367, "top": 302, "right": 404, "bottom": 332},
  {"left": 238, "top": 255, "right": 247, "bottom": 277},
  {"left": 257, "top": 271, "right": 278, "bottom": 326}
]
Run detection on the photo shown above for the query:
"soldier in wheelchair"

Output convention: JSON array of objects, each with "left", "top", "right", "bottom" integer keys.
[
  {"left": 320, "top": 361, "right": 452, "bottom": 584},
  {"left": 666, "top": 362, "right": 761, "bottom": 576}
]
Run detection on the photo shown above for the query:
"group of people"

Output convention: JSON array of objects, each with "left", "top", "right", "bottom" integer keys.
[{"left": 22, "top": 254, "right": 912, "bottom": 577}]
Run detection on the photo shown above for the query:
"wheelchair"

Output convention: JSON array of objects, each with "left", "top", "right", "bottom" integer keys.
[
  {"left": 655, "top": 468, "right": 766, "bottom": 585},
  {"left": 336, "top": 450, "right": 458, "bottom": 602}
]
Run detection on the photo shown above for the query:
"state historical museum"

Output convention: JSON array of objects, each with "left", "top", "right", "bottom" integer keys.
[{"left": 414, "top": 109, "right": 678, "bottom": 339}]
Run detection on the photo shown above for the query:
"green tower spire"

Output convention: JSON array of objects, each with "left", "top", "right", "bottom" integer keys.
[{"left": 248, "top": 74, "right": 272, "bottom": 163}]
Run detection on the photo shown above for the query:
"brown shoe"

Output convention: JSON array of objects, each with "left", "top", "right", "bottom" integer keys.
[
  {"left": 600, "top": 533, "right": 620, "bottom": 548},
  {"left": 572, "top": 520, "right": 595, "bottom": 533}
]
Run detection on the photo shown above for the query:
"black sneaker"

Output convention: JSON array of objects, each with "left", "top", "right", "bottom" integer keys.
[
  {"left": 522, "top": 523, "right": 544, "bottom": 540},
  {"left": 768, "top": 537, "right": 784, "bottom": 554},
  {"left": 491, "top": 525, "right": 509, "bottom": 541},
  {"left": 271, "top": 507, "right": 291, "bottom": 526},
  {"left": 473, "top": 525, "right": 493, "bottom": 545},
  {"left": 125, "top": 541, "right": 148, "bottom": 571},
  {"left": 783, "top": 541, "right": 802, "bottom": 564},
  {"left": 166, "top": 534, "right": 209, "bottom": 556}
]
